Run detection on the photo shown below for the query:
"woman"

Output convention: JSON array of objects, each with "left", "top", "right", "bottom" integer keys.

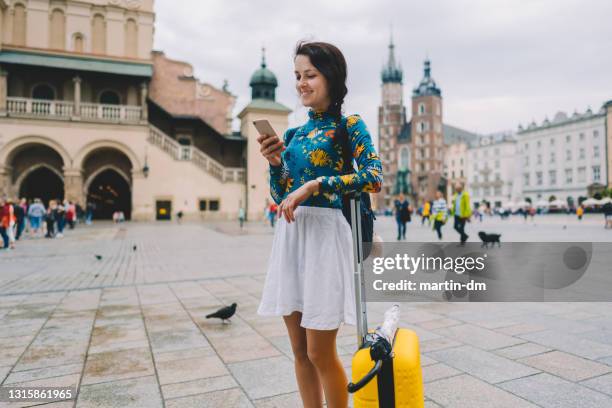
[
  {"left": 394, "top": 193, "right": 410, "bottom": 240},
  {"left": 431, "top": 190, "right": 448, "bottom": 240},
  {"left": 256, "top": 41, "right": 382, "bottom": 408}
]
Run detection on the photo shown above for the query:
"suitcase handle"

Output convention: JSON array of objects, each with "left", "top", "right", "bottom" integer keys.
[{"left": 347, "top": 359, "right": 383, "bottom": 393}]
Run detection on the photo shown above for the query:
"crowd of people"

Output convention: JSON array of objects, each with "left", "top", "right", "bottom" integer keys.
[{"left": 0, "top": 197, "right": 96, "bottom": 250}]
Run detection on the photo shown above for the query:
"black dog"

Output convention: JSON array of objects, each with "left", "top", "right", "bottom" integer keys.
[{"left": 478, "top": 231, "right": 502, "bottom": 248}]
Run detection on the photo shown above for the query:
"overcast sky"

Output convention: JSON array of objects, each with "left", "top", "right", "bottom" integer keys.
[{"left": 153, "top": 0, "right": 612, "bottom": 139}]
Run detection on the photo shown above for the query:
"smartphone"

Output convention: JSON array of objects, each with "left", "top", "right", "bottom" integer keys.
[{"left": 253, "top": 119, "right": 278, "bottom": 138}]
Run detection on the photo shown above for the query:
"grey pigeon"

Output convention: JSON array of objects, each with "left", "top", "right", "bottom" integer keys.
[
  {"left": 133, "top": 245, "right": 137, "bottom": 251},
  {"left": 95, "top": 255, "right": 102, "bottom": 260},
  {"left": 205, "top": 303, "right": 237, "bottom": 323}
]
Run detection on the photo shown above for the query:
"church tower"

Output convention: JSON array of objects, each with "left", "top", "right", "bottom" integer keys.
[
  {"left": 377, "top": 36, "right": 406, "bottom": 210},
  {"left": 411, "top": 59, "right": 444, "bottom": 203},
  {"left": 238, "top": 48, "right": 291, "bottom": 220}
]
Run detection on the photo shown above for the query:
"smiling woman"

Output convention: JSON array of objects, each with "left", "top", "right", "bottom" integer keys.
[{"left": 255, "top": 41, "right": 383, "bottom": 408}]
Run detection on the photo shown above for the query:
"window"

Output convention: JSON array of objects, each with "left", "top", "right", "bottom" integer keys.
[
  {"left": 484, "top": 187, "right": 491, "bottom": 196},
  {"left": 578, "top": 148, "right": 585, "bottom": 160},
  {"left": 566, "top": 135, "right": 571, "bottom": 143},
  {"left": 494, "top": 186, "right": 502, "bottom": 196},
  {"left": 50, "top": 9, "right": 66, "bottom": 50},
  {"left": 594, "top": 130, "right": 599, "bottom": 138},
  {"left": 524, "top": 143, "right": 529, "bottom": 151},
  {"left": 536, "top": 171, "right": 543, "bottom": 185},
  {"left": 92, "top": 14, "right": 106, "bottom": 53},
  {"left": 537, "top": 154, "right": 542, "bottom": 165},
  {"left": 73, "top": 33, "right": 84, "bottom": 52},
  {"left": 524, "top": 173, "right": 530, "bottom": 186},
  {"left": 451, "top": 171, "right": 455, "bottom": 179},
  {"left": 566, "top": 150, "right": 571, "bottom": 160},
  {"left": 565, "top": 169, "right": 573, "bottom": 184},
  {"left": 13, "top": 4, "right": 27, "bottom": 46},
  {"left": 550, "top": 138, "right": 555, "bottom": 146},
  {"left": 199, "top": 200, "right": 207, "bottom": 211},
  {"left": 549, "top": 170, "right": 556, "bottom": 185},
  {"left": 473, "top": 175, "right": 479, "bottom": 183},
  {"left": 577, "top": 167, "right": 586, "bottom": 183},
  {"left": 579, "top": 133, "right": 585, "bottom": 141},
  {"left": 593, "top": 165, "right": 601, "bottom": 182},
  {"left": 495, "top": 173, "right": 501, "bottom": 181},
  {"left": 594, "top": 146, "right": 600, "bottom": 158},
  {"left": 494, "top": 148, "right": 500, "bottom": 156},
  {"left": 209, "top": 200, "right": 220, "bottom": 211},
  {"left": 537, "top": 141, "right": 541, "bottom": 148},
  {"left": 418, "top": 103, "right": 425, "bottom": 115},
  {"left": 460, "top": 158, "right": 464, "bottom": 165},
  {"left": 550, "top": 152, "right": 555, "bottom": 163},
  {"left": 399, "top": 147, "right": 409, "bottom": 170},
  {"left": 125, "top": 18, "right": 138, "bottom": 57},
  {"left": 460, "top": 170, "right": 464, "bottom": 177},
  {"left": 524, "top": 156, "right": 529, "bottom": 166},
  {"left": 32, "top": 84, "right": 55, "bottom": 100}
]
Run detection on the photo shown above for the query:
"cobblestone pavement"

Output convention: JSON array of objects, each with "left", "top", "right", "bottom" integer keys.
[{"left": 0, "top": 214, "right": 611, "bottom": 407}]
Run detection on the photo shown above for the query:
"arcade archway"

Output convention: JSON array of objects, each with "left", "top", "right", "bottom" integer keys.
[
  {"left": 18, "top": 165, "right": 64, "bottom": 204},
  {"left": 86, "top": 169, "right": 131, "bottom": 220}
]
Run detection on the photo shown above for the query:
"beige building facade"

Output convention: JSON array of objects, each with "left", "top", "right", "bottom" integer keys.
[{"left": 0, "top": 0, "right": 289, "bottom": 221}]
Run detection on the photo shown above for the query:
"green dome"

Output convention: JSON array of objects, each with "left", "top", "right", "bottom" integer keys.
[{"left": 249, "top": 65, "right": 278, "bottom": 87}]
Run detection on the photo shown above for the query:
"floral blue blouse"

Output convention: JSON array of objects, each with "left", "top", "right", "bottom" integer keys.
[{"left": 269, "top": 110, "right": 383, "bottom": 209}]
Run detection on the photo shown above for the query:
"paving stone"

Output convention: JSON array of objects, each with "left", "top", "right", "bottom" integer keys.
[
  {"left": 425, "top": 374, "right": 539, "bottom": 408},
  {"left": 211, "top": 334, "right": 282, "bottom": 364},
  {"left": 165, "top": 387, "right": 254, "bottom": 408},
  {"left": 3, "top": 363, "right": 82, "bottom": 384},
  {"left": 419, "top": 337, "right": 463, "bottom": 353},
  {"left": 496, "top": 323, "right": 547, "bottom": 336},
  {"left": 228, "top": 355, "right": 298, "bottom": 400},
  {"left": 161, "top": 375, "right": 238, "bottom": 400},
  {"left": 499, "top": 372, "right": 612, "bottom": 408},
  {"left": 418, "top": 317, "right": 462, "bottom": 330},
  {"left": 148, "top": 328, "right": 209, "bottom": 353},
  {"left": 494, "top": 342, "right": 552, "bottom": 360},
  {"left": 82, "top": 347, "right": 155, "bottom": 385},
  {"left": 427, "top": 345, "right": 539, "bottom": 384},
  {"left": 580, "top": 372, "right": 612, "bottom": 396},
  {"left": 433, "top": 323, "right": 525, "bottom": 351},
  {"left": 422, "top": 362, "right": 462, "bottom": 383},
  {"left": 156, "top": 355, "right": 228, "bottom": 385},
  {"left": 518, "top": 329, "right": 612, "bottom": 360},
  {"left": 77, "top": 375, "right": 163, "bottom": 408},
  {"left": 518, "top": 351, "right": 612, "bottom": 382},
  {"left": 154, "top": 346, "right": 215, "bottom": 363},
  {"left": 253, "top": 391, "right": 305, "bottom": 407}
]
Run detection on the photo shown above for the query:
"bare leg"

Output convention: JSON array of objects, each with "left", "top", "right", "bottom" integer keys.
[
  {"left": 283, "top": 312, "right": 324, "bottom": 408},
  {"left": 306, "top": 327, "right": 348, "bottom": 408}
]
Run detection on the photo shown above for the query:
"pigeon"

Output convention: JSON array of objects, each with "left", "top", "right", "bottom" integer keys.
[
  {"left": 133, "top": 245, "right": 137, "bottom": 251},
  {"left": 205, "top": 303, "right": 237, "bottom": 324},
  {"left": 95, "top": 255, "right": 102, "bottom": 260}
]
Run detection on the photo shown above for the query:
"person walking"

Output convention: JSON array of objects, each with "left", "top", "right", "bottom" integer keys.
[
  {"left": 66, "top": 201, "right": 76, "bottom": 229},
  {"left": 238, "top": 206, "right": 245, "bottom": 229},
  {"left": 45, "top": 200, "right": 57, "bottom": 238},
  {"left": 1, "top": 198, "right": 16, "bottom": 249},
  {"left": 28, "top": 198, "right": 46, "bottom": 237},
  {"left": 256, "top": 41, "right": 382, "bottom": 408},
  {"left": 56, "top": 201, "right": 66, "bottom": 238},
  {"left": 14, "top": 198, "right": 27, "bottom": 240},
  {"left": 450, "top": 182, "right": 472, "bottom": 245},
  {"left": 268, "top": 202, "right": 278, "bottom": 227},
  {"left": 0, "top": 198, "right": 10, "bottom": 249},
  {"left": 431, "top": 190, "right": 448, "bottom": 240},
  {"left": 421, "top": 200, "right": 431, "bottom": 226},
  {"left": 85, "top": 202, "right": 94, "bottom": 225},
  {"left": 393, "top": 193, "right": 410, "bottom": 240},
  {"left": 576, "top": 205, "right": 584, "bottom": 221}
]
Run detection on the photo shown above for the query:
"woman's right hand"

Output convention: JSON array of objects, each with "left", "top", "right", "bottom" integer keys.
[{"left": 257, "top": 134, "right": 285, "bottom": 166}]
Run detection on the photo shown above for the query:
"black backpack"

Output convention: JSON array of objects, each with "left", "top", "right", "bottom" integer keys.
[{"left": 335, "top": 118, "right": 375, "bottom": 260}]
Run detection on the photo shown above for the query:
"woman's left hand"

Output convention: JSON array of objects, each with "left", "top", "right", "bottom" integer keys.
[{"left": 278, "top": 180, "right": 319, "bottom": 223}]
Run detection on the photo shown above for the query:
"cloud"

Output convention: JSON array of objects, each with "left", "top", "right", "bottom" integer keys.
[{"left": 154, "top": 0, "right": 612, "bottom": 138}]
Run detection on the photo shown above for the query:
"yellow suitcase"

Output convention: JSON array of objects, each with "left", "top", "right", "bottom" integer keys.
[{"left": 347, "top": 196, "right": 424, "bottom": 408}]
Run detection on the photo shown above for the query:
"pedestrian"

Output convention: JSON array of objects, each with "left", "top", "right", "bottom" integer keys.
[
  {"left": 255, "top": 41, "right": 383, "bottom": 408},
  {"left": 1, "top": 198, "right": 16, "bottom": 249},
  {"left": 393, "top": 193, "right": 410, "bottom": 240},
  {"left": 431, "top": 190, "right": 448, "bottom": 240},
  {"left": 450, "top": 182, "right": 472, "bottom": 245},
  {"left": 268, "top": 203, "right": 277, "bottom": 227},
  {"left": 0, "top": 198, "right": 10, "bottom": 249},
  {"left": 66, "top": 201, "right": 76, "bottom": 229},
  {"left": 56, "top": 200, "right": 66, "bottom": 237},
  {"left": 421, "top": 200, "right": 431, "bottom": 226},
  {"left": 603, "top": 202, "right": 612, "bottom": 229},
  {"left": 85, "top": 202, "right": 94, "bottom": 225},
  {"left": 14, "top": 198, "right": 27, "bottom": 240},
  {"left": 28, "top": 198, "right": 46, "bottom": 237},
  {"left": 576, "top": 205, "right": 584, "bottom": 221},
  {"left": 238, "top": 206, "right": 245, "bottom": 229},
  {"left": 45, "top": 200, "right": 57, "bottom": 238}
]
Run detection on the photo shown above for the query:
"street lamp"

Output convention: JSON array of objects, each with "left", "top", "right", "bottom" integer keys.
[{"left": 143, "top": 152, "right": 149, "bottom": 178}]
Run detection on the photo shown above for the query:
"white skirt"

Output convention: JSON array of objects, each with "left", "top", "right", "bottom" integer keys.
[{"left": 257, "top": 205, "right": 357, "bottom": 330}]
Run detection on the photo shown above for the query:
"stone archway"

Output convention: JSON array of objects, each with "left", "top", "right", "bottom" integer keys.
[
  {"left": 81, "top": 147, "right": 134, "bottom": 220},
  {"left": 86, "top": 168, "right": 131, "bottom": 220},
  {"left": 18, "top": 165, "right": 64, "bottom": 204}
]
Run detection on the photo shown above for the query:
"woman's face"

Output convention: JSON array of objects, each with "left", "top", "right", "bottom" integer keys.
[{"left": 294, "top": 54, "right": 330, "bottom": 112}]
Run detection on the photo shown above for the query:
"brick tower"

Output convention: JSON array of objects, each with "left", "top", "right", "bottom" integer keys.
[
  {"left": 376, "top": 37, "right": 406, "bottom": 211},
  {"left": 411, "top": 59, "right": 444, "bottom": 204}
]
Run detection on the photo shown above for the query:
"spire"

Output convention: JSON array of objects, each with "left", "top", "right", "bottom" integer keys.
[
  {"left": 260, "top": 46, "right": 266, "bottom": 68},
  {"left": 413, "top": 58, "right": 441, "bottom": 97},
  {"left": 381, "top": 32, "right": 403, "bottom": 84},
  {"left": 424, "top": 59, "right": 431, "bottom": 78}
]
